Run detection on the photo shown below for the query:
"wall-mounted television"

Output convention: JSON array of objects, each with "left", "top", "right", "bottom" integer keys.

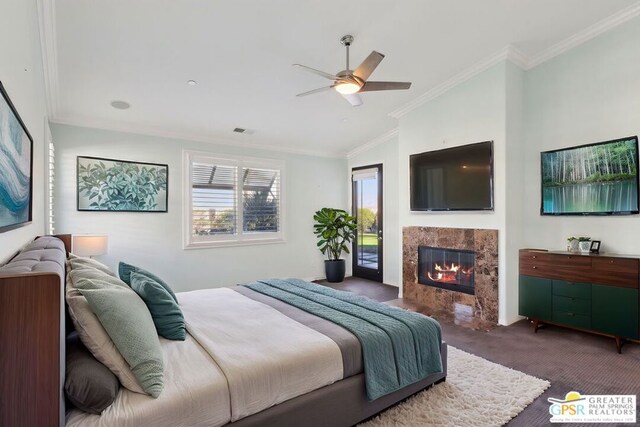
[
  {"left": 410, "top": 141, "right": 494, "bottom": 211},
  {"left": 541, "top": 136, "right": 639, "bottom": 215}
]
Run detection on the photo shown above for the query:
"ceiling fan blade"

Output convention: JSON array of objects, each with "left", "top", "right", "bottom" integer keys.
[
  {"left": 353, "top": 51, "right": 385, "bottom": 81},
  {"left": 293, "top": 64, "right": 338, "bottom": 80},
  {"left": 296, "top": 85, "right": 335, "bottom": 97},
  {"left": 341, "top": 93, "right": 363, "bottom": 107},
  {"left": 360, "top": 81, "right": 412, "bottom": 92}
]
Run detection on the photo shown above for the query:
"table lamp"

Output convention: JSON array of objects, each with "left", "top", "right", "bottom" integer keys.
[{"left": 73, "top": 234, "right": 108, "bottom": 258}]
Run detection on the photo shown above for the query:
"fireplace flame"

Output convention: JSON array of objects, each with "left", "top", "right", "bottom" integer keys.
[{"left": 427, "top": 262, "right": 473, "bottom": 284}]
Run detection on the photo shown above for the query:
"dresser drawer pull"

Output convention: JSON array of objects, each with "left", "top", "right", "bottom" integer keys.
[
  {"left": 532, "top": 266, "right": 537, "bottom": 269},
  {"left": 610, "top": 260, "right": 615, "bottom": 264},
  {"left": 532, "top": 255, "right": 537, "bottom": 259}
]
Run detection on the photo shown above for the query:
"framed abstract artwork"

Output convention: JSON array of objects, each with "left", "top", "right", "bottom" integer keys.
[
  {"left": 77, "top": 156, "right": 168, "bottom": 212},
  {"left": 0, "top": 81, "right": 33, "bottom": 232}
]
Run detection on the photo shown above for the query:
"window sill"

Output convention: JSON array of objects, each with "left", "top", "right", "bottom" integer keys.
[{"left": 183, "top": 236, "right": 286, "bottom": 250}]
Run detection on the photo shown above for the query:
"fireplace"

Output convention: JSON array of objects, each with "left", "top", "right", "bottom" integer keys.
[{"left": 418, "top": 246, "right": 475, "bottom": 295}]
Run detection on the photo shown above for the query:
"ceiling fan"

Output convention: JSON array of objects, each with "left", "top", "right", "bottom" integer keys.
[{"left": 294, "top": 35, "right": 411, "bottom": 106}]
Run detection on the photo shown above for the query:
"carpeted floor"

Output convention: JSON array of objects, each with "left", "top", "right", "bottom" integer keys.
[
  {"left": 441, "top": 319, "right": 640, "bottom": 426},
  {"left": 361, "top": 346, "right": 549, "bottom": 427},
  {"left": 324, "top": 277, "right": 640, "bottom": 426}
]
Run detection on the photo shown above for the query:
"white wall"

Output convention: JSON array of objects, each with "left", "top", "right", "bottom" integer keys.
[
  {"left": 504, "top": 62, "right": 525, "bottom": 323},
  {"left": 348, "top": 135, "right": 401, "bottom": 287},
  {"left": 398, "top": 62, "right": 519, "bottom": 325},
  {"left": 523, "top": 16, "right": 640, "bottom": 254},
  {"left": 52, "top": 123, "right": 347, "bottom": 291},
  {"left": 0, "top": 0, "right": 47, "bottom": 262}
]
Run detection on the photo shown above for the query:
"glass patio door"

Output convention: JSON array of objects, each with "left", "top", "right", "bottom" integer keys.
[{"left": 352, "top": 164, "right": 383, "bottom": 282}]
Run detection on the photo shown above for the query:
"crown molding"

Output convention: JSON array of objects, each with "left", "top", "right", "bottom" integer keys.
[
  {"left": 36, "top": 0, "right": 60, "bottom": 117},
  {"left": 50, "top": 115, "right": 346, "bottom": 159},
  {"left": 527, "top": 2, "right": 640, "bottom": 69},
  {"left": 346, "top": 128, "right": 399, "bottom": 159},
  {"left": 388, "top": 3, "right": 640, "bottom": 120},
  {"left": 388, "top": 45, "right": 528, "bottom": 119}
]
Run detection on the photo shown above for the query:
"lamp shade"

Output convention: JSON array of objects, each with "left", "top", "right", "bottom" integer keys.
[{"left": 73, "top": 235, "right": 108, "bottom": 257}]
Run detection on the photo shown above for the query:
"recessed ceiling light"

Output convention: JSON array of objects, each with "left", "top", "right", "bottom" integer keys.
[
  {"left": 187, "top": 80, "right": 197, "bottom": 86},
  {"left": 110, "top": 100, "right": 130, "bottom": 110}
]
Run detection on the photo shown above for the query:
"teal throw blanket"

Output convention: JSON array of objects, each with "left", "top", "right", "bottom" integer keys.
[{"left": 244, "top": 278, "right": 442, "bottom": 400}]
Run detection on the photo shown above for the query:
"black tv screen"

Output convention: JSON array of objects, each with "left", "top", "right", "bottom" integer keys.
[
  {"left": 410, "top": 141, "right": 494, "bottom": 211},
  {"left": 541, "top": 136, "right": 639, "bottom": 215}
]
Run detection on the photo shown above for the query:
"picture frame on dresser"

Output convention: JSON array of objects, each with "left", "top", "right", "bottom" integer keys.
[
  {"left": 0, "top": 81, "right": 33, "bottom": 232},
  {"left": 590, "top": 240, "right": 601, "bottom": 254}
]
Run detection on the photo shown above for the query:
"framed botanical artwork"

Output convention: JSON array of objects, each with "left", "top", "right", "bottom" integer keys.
[
  {"left": 0, "top": 81, "right": 33, "bottom": 232},
  {"left": 77, "top": 156, "right": 168, "bottom": 212}
]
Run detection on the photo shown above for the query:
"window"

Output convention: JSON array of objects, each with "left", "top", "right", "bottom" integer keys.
[
  {"left": 46, "top": 139, "right": 55, "bottom": 234},
  {"left": 184, "top": 151, "right": 285, "bottom": 248}
]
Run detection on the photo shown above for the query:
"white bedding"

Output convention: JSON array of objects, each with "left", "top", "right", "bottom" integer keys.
[
  {"left": 66, "top": 334, "right": 231, "bottom": 427},
  {"left": 66, "top": 287, "right": 344, "bottom": 426},
  {"left": 179, "top": 288, "right": 343, "bottom": 421}
]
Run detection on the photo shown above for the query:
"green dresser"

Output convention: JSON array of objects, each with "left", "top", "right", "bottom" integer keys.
[{"left": 519, "top": 249, "right": 640, "bottom": 353}]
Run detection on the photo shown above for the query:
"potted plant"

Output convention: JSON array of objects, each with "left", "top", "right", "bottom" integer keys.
[
  {"left": 313, "top": 208, "right": 357, "bottom": 283},
  {"left": 578, "top": 237, "right": 592, "bottom": 253},
  {"left": 567, "top": 237, "right": 579, "bottom": 252}
]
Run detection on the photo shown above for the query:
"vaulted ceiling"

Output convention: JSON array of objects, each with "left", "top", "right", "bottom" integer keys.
[{"left": 44, "top": 0, "right": 640, "bottom": 156}]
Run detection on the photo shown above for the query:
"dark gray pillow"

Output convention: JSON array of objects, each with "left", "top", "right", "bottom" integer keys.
[{"left": 65, "top": 333, "right": 120, "bottom": 414}]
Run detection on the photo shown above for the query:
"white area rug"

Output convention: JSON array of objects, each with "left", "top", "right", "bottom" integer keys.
[{"left": 361, "top": 346, "right": 550, "bottom": 427}]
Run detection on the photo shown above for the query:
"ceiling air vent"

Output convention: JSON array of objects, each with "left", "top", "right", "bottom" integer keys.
[{"left": 233, "top": 127, "right": 254, "bottom": 135}]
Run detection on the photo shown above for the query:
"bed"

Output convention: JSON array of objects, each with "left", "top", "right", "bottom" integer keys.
[{"left": 0, "top": 235, "right": 447, "bottom": 427}]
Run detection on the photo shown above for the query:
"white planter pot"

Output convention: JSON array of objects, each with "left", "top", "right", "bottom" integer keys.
[
  {"left": 579, "top": 241, "right": 591, "bottom": 253},
  {"left": 568, "top": 240, "right": 579, "bottom": 252}
]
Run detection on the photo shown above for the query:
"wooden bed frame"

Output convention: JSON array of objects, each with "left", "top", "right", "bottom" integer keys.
[
  {"left": 0, "top": 234, "right": 70, "bottom": 427},
  {"left": 0, "top": 235, "right": 447, "bottom": 427}
]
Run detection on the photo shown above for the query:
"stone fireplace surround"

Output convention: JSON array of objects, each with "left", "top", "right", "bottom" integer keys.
[{"left": 403, "top": 226, "right": 499, "bottom": 329}]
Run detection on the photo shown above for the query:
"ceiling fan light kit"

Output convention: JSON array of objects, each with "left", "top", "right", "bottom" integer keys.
[
  {"left": 335, "top": 81, "right": 361, "bottom": 95},
  {"left": 294, "top": 35, "right": 411, "bottom": 106}
]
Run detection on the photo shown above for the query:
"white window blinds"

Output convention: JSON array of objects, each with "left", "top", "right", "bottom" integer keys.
[
  {"left": 242, "top": 167, "right": 281, "bottom": 233},
  {"left": 47, "top": 140, "right": 55, "bottom": 234},
  {"left": 184, "top": 152, "right": 284, "bottom": 248}
]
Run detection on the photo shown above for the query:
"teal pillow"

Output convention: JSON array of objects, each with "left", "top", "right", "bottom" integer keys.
[
  {"left": 119, "top": 262, "right": 178, "bottom": 303},
  {"left": 75, "top": 277, "right": 164, "bottom": 397},
  {"left": 130, "top": 272, "right": 186, "bottom": 341}
]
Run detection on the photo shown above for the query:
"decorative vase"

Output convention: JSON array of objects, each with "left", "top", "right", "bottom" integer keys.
[
  {"left": 325, "top": 259, "right": 346, "bottom": 283},
  {"left": 579, "top": 241, "right": 591, "bottom": 253},
  {"left": 568, "top": 240, "right": 579, "bottom": 252}
]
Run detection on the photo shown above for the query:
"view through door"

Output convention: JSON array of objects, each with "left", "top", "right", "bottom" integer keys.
[{"left": 352, "top": 164, "right": 383, "bottom": 282}]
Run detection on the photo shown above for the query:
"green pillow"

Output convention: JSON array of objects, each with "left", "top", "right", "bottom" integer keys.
[
  {"left": 119, "top": 262, "right": 178, "bottom": 303},
  {"left": 75, "top": 277, "right": 164, "bottom": 397},
  {"left": 130, "top": 272, "right": 186, "bottom": 341}
]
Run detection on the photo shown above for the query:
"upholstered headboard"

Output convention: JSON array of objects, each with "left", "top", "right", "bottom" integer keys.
[{"left": 0, "top": 235, "right": 71, "bottom": 427}]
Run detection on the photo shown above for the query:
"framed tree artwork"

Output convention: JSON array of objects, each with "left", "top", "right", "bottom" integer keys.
[
  {"left": 0, "top": 81, "right": 33, "bottom": 232},
  {"left": 77, "top": 156, "right": 168, "bottom": 212}
]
